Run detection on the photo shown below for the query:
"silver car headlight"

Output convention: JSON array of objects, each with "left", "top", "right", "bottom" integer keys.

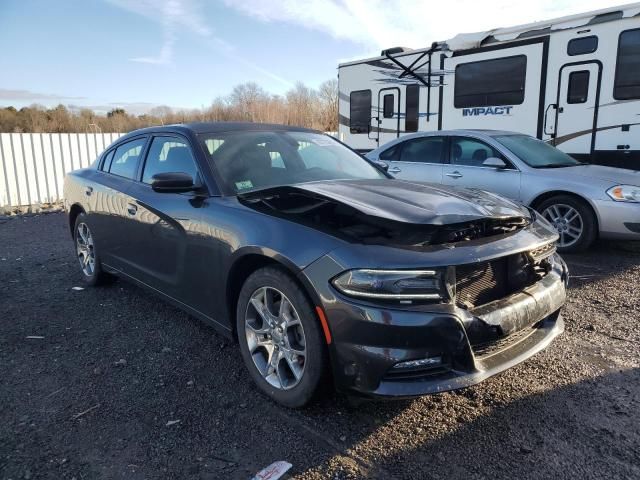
[
  {"left": 331, "top": 269, "right": 443, "bottom": 301},
  {"left": 606, "top": 185, "right": 640, "bottom": 203}
]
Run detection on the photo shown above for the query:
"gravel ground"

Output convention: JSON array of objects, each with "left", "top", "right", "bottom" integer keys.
[{"left": 1, "top": 213, "right": 639, "bottom": 480}]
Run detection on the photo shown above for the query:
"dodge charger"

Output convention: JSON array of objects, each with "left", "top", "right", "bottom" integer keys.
[{"left": 63, "top": 122, "right": 568, "bottom": 407}]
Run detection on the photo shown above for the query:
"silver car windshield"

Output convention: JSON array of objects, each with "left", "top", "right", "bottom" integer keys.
[
  {"left": 496, "top": 135, "right": 582, "bottom": 168},
  {"left": 200, "top": 131, "right": 387, "bottom": 193}
]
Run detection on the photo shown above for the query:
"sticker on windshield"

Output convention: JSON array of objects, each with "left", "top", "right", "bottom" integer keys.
[
  {"left": 309, "top": 136, "right": 334, "bottom": 147},
  {"left": 235, "top": 180, "right": 254, "bottom": 190}
]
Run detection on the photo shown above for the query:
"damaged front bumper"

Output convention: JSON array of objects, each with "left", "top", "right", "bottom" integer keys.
[{"left": 303, "top": 249, "right": 568, "bottom": 398}]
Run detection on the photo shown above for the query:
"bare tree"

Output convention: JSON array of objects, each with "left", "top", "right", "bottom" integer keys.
[{"left": 0, "top": 79, "right": 339, "bottom": 133}]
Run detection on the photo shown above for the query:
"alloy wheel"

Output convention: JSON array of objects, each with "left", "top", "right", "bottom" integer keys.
[
  {"left": 542, "top": 203, "right": 583, "bottom": 248},
  {"left": 244, "top": 286, "right": 307, "bottom": 390},
  {"left": 76, "top": 222, "right": 96, "bottom": 276}
]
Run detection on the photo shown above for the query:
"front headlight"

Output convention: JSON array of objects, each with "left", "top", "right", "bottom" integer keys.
[
  {"left": 331, "top": 269, "right": 443, "bottom": 301},
  {"left": 606, "top": 185, "right": 640, "bottom": 203}
]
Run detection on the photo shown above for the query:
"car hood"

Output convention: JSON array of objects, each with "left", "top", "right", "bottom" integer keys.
[
  {"left": 238, "top": 178, "right": 530, "bottom": 225},
  {"left": 536, "top": 164, "right": 640, "bottom": 185}
]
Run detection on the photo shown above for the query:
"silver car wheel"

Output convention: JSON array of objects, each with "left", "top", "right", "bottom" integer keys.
[
  {"left": 76, "top": 222, "right": 96, "bottom": 276},
  {"left": 245, "top": 286, "right": 307, "bottom": 390},
  {"left": 542, "top": 203, "right": 583, "bottom": 248}
]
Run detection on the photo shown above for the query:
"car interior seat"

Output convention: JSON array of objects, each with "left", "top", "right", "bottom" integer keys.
[
  {"left": 225, "top": 145, "right": 273, "bottom": 189},
  {"left": 471, "top": 148, "right": 488, "bottom": 165},
  {"left": 164, "top": 146, "right": 195, "bottom": 177}
]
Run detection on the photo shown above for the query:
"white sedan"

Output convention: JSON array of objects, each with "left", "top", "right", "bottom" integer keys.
[{"left": 366, "top": 130, "right": 640, "bottom": 252}]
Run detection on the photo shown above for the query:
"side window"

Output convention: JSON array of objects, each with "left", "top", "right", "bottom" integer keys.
[
  {"left": 398, "top": 137, "right": 445, "bottom": 163},
  {"left": 383, "top": 94, "right": 394, "bottom": 118},
  {"left": 450, "top": 137, "right": 504, "bottom": 167},
  {"left": 614, "top": 28, "right": 640, "bottom": 100},
  {"left": 100, "top": 150, "right": 115, "bottom": 172},
  {"left": 379, "top": 144, "right": 400, "bottom": 161},
  {"left": 350, "top": 90, "right": 372, "bottom": 134},
  {"left": 567, "top": 36, "right": 598, "bottom": 56},
  {"left": 405, "top": 85, "right": 419, "bottom": 132},
  {"left": 142, "top": 136, "right": 199, "bottom": 184},
  {"left": 109, "top": 138, "right": 146, "bottom": 180},
  {"left": 567, "top": 71, "right": 590, "bottom": 104},
  {"left": 454, "top": 55, "right": 527, "bottom": 108}
]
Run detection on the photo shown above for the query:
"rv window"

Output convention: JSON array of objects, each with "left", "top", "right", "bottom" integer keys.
[
  {"left": 405, "top": 85, "right": 419, "bottom": 132},
  {"left": 454, "top": 55, "right": 527, "bottom": 108},
  {"left": 383, "top": 94, "right": 394, "bottom": 118},
  {"left": 350, "top": 90, "right": 372, "bottom": 134},
  {"left": 567, "top": 36, "right": 598, "bottom": 56},
  {"left": 567, "top": 71, "right": 590, "bottom": 104},
  {"left": 614, "top": 28, "right": 640, "bottom": 100}
]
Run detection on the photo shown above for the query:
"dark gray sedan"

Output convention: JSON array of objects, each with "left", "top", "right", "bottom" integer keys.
[
  {"left": 366, "top": 130, "right": 640, "bottom": 252},
  {"left": 64, "top": 123, "right": 567, "bottom": 407}
]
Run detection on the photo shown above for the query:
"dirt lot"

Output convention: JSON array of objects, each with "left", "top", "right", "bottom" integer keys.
[{"left": 1, "top": 212, "right": 639, "bottom": 480}]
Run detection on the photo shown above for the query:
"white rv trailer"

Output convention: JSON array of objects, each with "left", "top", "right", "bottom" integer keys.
[{"left": 338, "top": 3, "right": 640, "bottom": 169}]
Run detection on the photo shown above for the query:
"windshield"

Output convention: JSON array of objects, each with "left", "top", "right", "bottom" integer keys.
[
  {"left": 200, "top": 130, "right": 387, "bottom": 193},
  {"left": 495, "top": 134, "right": 582, "bottom": 168}
]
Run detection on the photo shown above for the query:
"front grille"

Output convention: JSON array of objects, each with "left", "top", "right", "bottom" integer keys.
[{"left": 456, "top": 258, "right": 509, "bottom": 308}]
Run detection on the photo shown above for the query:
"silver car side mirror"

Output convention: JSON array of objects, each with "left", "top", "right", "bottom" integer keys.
[{"left": 483, "top": 157, "right": 507, "bottom": 169}]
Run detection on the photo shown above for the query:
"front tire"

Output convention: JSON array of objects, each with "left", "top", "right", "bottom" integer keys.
[
  {"left": 538, "top": 195, "right": 597, "bottom": 253},
  {"left": 73, "top": 213, "right": 115, "bottom": 286},
  {"left": 236, "top": 267, "right": 329, "bottom": 408}
]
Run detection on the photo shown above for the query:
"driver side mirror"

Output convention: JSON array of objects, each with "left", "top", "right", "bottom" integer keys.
[
  {"left": 483, "top": 157, "right": 507, "bottom": 169},
  {"left": 151, "top": 172, "right": 196, "bottom": 193}
]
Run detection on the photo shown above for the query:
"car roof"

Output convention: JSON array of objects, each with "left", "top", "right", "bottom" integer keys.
[
  {"left": 116, "top": 122, "right": 320, "bottom": 142},
  {"left": 367, "top": 129, "right": 524, "bottom": 154}
]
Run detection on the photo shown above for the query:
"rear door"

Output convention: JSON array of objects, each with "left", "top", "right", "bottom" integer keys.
[
  {"left": 124, "top": 134, "right": 208, "bottom": 309},
  {"left": 382, "top": 135, "right": 446, "bottom": 184},
  {"left": 92, "top": 137, "right": 148, "bottom": 271},
  {"left": 442, "top": 136, "right": 521, "bottom": 200}
]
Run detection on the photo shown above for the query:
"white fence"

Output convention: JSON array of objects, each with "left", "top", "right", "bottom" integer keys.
[{"left": 0, "top": 133, "right": 123, "bottom": 208}]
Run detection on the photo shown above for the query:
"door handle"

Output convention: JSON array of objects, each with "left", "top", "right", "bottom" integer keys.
[
  {"left": 85, "top": 186, "right": 93, "bottom": 196},
  {"left": 388, "top": 167, "right": 401, "bottom": 173},
  {"left": 127, "top": 203, "right": 138, "bottom": 216},
  {"left": 445, "top": 171, "right": 463, "bottom": 179}
]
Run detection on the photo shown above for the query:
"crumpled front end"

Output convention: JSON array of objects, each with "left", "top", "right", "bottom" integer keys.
[{"left": 302, "top": 221, "right": 568, "bottom": 398}]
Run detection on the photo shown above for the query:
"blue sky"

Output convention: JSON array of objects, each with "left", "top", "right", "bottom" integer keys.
[{"left": 0, "top": 0, "right": 623, "bottom": 113}]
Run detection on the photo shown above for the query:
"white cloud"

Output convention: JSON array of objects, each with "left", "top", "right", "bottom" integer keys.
[
  {"left": 0, "top": 89, "right": 86, "bottom": 101},
  {"left": 107, "top": 0, "right": 294, "bottom": 87},
  {"left": 223, "top": 0, "right": 626, "bottom": 55}
]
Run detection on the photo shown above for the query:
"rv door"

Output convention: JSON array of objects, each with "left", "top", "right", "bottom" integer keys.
[
  {"left": 554, "top": 62, "right": 601, "bottom": 155},
  {"left": 376, "top": 88, "right": 400, "bottom": 145}
]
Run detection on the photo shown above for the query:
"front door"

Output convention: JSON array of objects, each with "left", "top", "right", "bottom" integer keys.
[
  {"left": 442, "top": 136, "right": 521, "bottom": 201},
  {"left": 124, "top": 135, "right": 206, "bottom": 309},
  {"left": 377, "top": 88, "right": 400, "bottom": 146},
  {"left": 554, "top": 62, "right": 601, "bottom": 154}
]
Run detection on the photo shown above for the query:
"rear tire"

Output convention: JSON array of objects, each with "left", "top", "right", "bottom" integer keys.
[
  {"left": 236, "top": 266, "right": 329, "bottom": 408},
  {"left": 537, "top": 195, "right": 597, "bottom": 253},
  {"left": 73, "top": 213, "right": 116, "bottom": 286}
]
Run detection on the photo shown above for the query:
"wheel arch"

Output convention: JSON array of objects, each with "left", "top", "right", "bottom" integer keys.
[
  {"left": 68, "top": 203, "right": 86, "bottom": 239},
  {"left": 225, "top": 251, "right": 323, "bottom": 341},
  {"left": 529, "top": 190, "right": 600, "bottom": 232}
]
